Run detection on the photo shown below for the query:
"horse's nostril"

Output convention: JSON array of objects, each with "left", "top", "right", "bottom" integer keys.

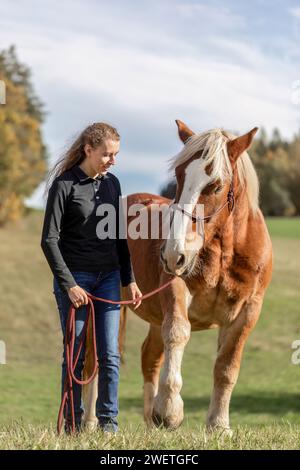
[{"left": 176, "top": 254, "right": 185, "bottom": 268}]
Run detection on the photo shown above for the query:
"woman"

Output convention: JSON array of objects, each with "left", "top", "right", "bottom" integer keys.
[{"left": 41, "top": 122, "right": 142, "bottom": 433}]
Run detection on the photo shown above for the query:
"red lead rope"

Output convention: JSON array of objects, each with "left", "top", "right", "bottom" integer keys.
[{"left": 57, "top": 277, "right": 175, "bottom": 434}]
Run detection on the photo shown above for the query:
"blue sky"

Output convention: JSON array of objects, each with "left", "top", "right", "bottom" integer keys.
[{"left": 0, "top": 0, "right": 299, "bottom": 207}]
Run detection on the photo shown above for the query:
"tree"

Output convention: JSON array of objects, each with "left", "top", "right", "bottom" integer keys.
[
  {"left": 0, "top": 46, "right": 47, "bottom": 225},
  {"left": 287, "top": 136, "right": 300, "bottom": 214},
  {"left": 160, "top": 179, "right": 176, "bottom": 200}
]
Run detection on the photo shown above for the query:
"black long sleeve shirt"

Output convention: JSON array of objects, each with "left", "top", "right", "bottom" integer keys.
[{"left": 41, "top": 165, "right": 135, "bottom": 292}]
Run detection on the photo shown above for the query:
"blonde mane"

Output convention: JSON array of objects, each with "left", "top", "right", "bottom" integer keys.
[{"left": 168, "top": 128, "right": 259, "bottom": 213}]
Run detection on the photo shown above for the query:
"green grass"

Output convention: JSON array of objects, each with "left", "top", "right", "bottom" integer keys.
[
  {"left": 0, "top": 214, "right": 300, "bottom": 449},
  {"left": 266, "top": 217, "right": 300, "bottom": 238}
]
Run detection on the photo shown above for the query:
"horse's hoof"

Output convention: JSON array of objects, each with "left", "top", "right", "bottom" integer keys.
[
  {"left": 206, "top": 425, "right": 233, "bottom": 439},
  {"left": 83, "top": 420, "right": 98, "bottom": 432},
  {"left": 152, "top": 412, "right": 163, "bottom": 428},
  {"left": 152, "top": 412, "right": 182, "bottom": 430}
]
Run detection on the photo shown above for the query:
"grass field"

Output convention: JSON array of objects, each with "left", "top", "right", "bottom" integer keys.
[{"left": 0, "top": 212, "right": 300, "bottom": 449}]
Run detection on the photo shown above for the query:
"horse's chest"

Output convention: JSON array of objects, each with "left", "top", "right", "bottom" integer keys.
[
  {"left": 185, "top": 250, "right": 257, "bottom": 329},
  {"left": 187, "top": 288, "right": 217, "bottom": 329},
  {"left": 186, "top": 283, "right": 242, "bottom": 330}
]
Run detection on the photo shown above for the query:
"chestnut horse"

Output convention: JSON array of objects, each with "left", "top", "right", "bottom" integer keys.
[{"left": 83, "top": 120, "right": 272, "bottom": 434}]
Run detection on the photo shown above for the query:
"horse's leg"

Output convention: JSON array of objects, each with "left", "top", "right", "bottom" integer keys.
[
  {"left": 206, "top": 299, "right": 262, "bottom": 434},
  {"left": 141, "top": 324, "right": 164, "bottom": 427},
  {"left": 82, "top": 373, "right": 98, "bottom": 430},
  {"left": 152, "top": 281, "right": 191, "bottom": 429},
  {"left": 82, "top": 314, "right": 98, "bottom": 430}
]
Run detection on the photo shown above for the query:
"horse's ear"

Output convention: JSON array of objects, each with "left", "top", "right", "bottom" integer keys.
[
  {"left": 175, "top": 119, "right": 195, "bottom": 143},
  {"left": 227, "top": 127, "right": 258, "bottom": 163}
]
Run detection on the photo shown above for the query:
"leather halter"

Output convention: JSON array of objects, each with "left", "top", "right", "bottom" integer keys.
[{"left": 171, "top": 180, "right": 235, "bottom": 224}]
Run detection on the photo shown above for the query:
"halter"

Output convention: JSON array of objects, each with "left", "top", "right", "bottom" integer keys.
[{"left": 171, "top": 180, "right": 235, "bottom": 224}]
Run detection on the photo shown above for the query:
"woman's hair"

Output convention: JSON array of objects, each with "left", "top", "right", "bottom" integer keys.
[{"left": 44, "top": 122, "right": 120, "bottom": 197}]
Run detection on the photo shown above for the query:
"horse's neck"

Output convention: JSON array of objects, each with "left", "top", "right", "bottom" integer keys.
[
  {"left": 222, "top": 186, "right": 251, "bottom": 257},
  {"left": 199, "top": 188, "right": 251, "bottom": 286}
]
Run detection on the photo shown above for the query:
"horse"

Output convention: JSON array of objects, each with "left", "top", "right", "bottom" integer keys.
[{"left": 82, "top": 120, "right": 273, "bottom": 434}]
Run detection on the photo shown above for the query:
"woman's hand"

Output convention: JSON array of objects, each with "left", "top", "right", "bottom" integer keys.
[
  {"left": 67, "top": 285, "right": 89, "bottom": 308},
  {"left": 126, "top": 282, "right": 143, "bottom": 310}
]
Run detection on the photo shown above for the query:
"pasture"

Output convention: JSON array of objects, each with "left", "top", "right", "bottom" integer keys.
[{"left": 0, "top": 211, "right": 300, "bottom": 449}]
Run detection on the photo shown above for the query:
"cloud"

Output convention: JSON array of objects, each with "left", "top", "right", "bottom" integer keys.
[
  {"left": 176, "top": 2, "right": 245, "bottom": 30},
  {"left": 290, "top": 7, "right": 300, "bottom": 18},
  {"left": 1, "top": 0, "right": 299, "bottom": 208}
]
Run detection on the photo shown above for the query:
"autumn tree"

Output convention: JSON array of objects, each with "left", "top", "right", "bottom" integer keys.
[{"left": 0, "top": 45, "right": 47, "bottom": 225}]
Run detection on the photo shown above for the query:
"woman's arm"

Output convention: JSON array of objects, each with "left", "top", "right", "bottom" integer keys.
[{"left": 41, "top": 178, "right": 77, "bottom": 292}]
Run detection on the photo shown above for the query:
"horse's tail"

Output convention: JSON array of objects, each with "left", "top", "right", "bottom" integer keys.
[{"left": 119, "top": 303, "right": 128, "bottom": 364}]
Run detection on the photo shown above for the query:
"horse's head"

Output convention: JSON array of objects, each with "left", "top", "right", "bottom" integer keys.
[{"left": 160, "top": 120, "right": 258, "bottom": 277}]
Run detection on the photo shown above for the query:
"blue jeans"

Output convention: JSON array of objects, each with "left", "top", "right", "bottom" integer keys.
[{"left": 53, "top": 269, "right": 121, "bottom": 431}]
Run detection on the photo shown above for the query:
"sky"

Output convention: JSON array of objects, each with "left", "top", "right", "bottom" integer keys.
[{"left": 0, "top": 0, "right": 299, "bottom": 207}]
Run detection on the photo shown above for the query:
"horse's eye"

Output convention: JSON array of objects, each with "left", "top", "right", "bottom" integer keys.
[{"left": 214, "top": 186, "right": 222, "bottom": 194}]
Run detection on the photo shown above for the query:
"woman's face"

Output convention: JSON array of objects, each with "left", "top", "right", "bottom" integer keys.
[{"left": 84, "top": 139, "right": 120, "bottom": 175}]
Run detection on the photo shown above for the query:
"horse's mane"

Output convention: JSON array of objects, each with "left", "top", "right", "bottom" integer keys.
[{"left": 168, "top": 128, "right": 259, "bottom": 213}]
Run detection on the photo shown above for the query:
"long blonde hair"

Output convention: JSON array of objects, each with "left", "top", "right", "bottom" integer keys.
[{"left": 44, "top": 122, "right": 120, "bottom": 197}]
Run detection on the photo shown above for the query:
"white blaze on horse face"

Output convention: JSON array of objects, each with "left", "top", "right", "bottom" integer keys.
[
  {"left": 176, "top": 158, "right": 211, "bottom": 250},
  {"left": 163, "top": 158, "right": 211, "bottom": 274}
]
